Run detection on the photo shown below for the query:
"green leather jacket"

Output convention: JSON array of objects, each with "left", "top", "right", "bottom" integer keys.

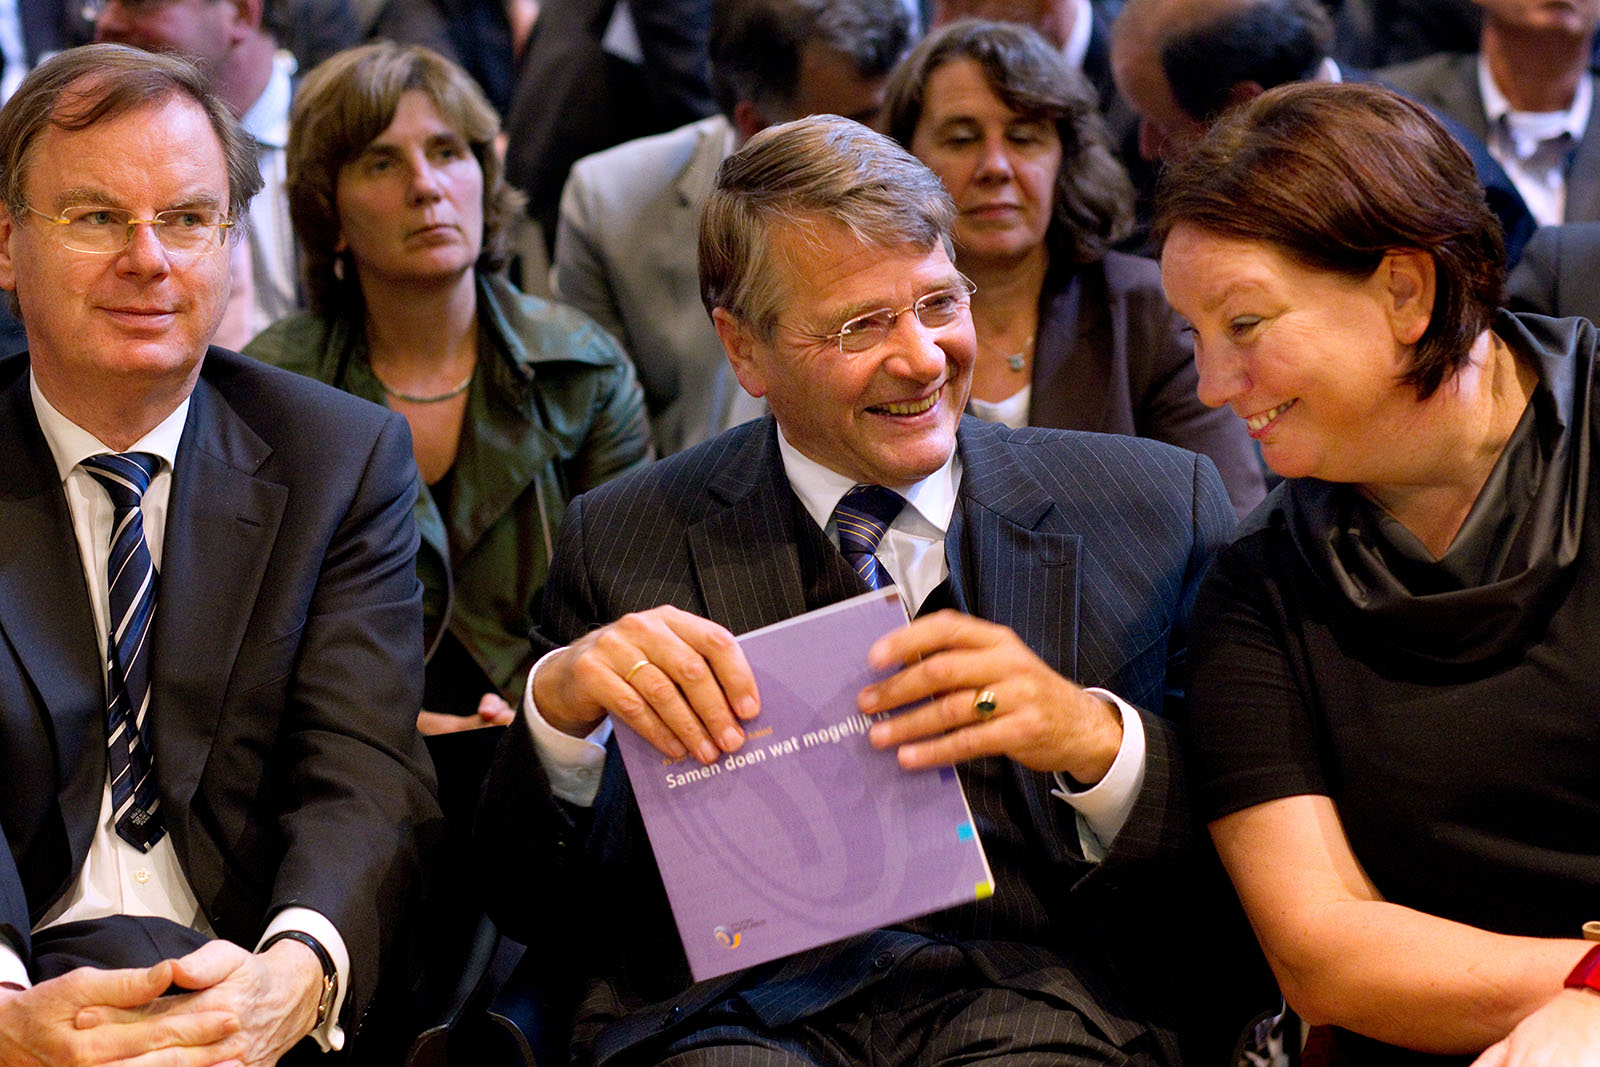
[{"left": 244, "top": 272, "right": 652, "bottom": 703}]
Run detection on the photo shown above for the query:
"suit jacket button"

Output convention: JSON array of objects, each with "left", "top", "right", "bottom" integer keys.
[
  {"left": 661, "top": 1005, "right": 681, "bottom": 1028},
  {"left": 873, "top": 951, "right": 895, "bottom": 970}
]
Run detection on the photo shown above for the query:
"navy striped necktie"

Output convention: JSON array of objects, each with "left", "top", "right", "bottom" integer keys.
[
  {"left": 833, "top": 484, "right": 905, "bottom": 591},
  {"left": 80, "top": 452, "right": 166, "bottom": 851}
]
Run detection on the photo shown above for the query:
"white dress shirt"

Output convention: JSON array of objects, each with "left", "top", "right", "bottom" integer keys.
[
  {"left": 0, "top": 375, "right": 349, "bottom": 1050},
  {"left": 522, "top": 429, "right": 1148, "bottom": 861},
  {"left": 1479, "top": 54, "right": 1593, "bottom": 227},
  {"left": 236, "top": 51, "right": 300, "bottom": 340}
]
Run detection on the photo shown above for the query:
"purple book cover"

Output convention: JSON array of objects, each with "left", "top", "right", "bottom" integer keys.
[{"left": 613, "top": 588, "right": 996, "bottom": 982}]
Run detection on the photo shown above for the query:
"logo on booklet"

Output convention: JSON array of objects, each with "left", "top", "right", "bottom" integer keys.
[{"left": 713, "top": 926, "right": 741, "bottom": 949}]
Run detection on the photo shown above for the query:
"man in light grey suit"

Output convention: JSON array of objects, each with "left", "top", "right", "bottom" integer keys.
[
  {"left": 552, "top": 0, "right": 912, "bottom": 455},
  {"left": 482, "top": 115, "right": 1265, "bottom": 1065},
  {"left": 1379, "top": 0, "right": 1600, "bottom": 227}
]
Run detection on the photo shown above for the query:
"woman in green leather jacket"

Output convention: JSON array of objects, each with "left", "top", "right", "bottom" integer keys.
[{"left": 246, "top": 42, "right": 651, "bottom": 733}]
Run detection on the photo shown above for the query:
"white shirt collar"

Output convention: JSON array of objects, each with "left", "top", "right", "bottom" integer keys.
[
  {"left": 240, "top": 50, "right": 296, "bottom": 150},
  {"left": 1061, "top": 0, "right": 1094, "bottom": 71},
  {"left": 30, "top": 370, "right": 190, "bottom": 481},
  {"left": 775, "top": 424, "right": 960, "bottom": 540},
  {"left": 1478, "top": 52, "right": 1592, "bottom": 151},
  {"left": 1318, "top": 57, "right": 1343, "bottom": 84}
]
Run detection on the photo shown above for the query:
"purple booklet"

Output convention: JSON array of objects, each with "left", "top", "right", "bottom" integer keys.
[{"left": 613, "top": 588, "right": 995, "bottom": 982}]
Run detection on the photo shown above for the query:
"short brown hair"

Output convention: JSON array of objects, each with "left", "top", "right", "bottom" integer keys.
[
  {"left": 884, "top": 19, "right": 1134, "bottom": 264},
  {"left": 0, "top": 43, "right": 261, "bottom": 221},
  {"left": 287, "top": 41, "right": 525, "bottom": 316},
  {"left": 700, "top": 114, "right": 956, "bottom": 339},
  {"left": 1153, "top": 81, "right": 1505, "bottom": 400}
]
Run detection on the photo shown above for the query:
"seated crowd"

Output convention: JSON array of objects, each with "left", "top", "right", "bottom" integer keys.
[{"left": 0, "top": 1, "right": 1598, "bottom": 1065}]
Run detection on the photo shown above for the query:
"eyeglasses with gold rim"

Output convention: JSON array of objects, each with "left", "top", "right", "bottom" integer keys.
[
  {"left": 780, "top": 276, "right": 978, "bottom": 357},
  {"left": 24, "top": 204, "right": 236, "bottom": 256}
]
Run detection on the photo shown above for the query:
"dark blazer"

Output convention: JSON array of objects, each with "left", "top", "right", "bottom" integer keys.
[
  {"left": 481, "top": 415, "right": 1244, "bottom": 1064},
  {"left": 502, "top": 0, "right": 716, "bottom": 252},
  {"left": 1031, "top": 252, "right": 1267, "bottom": 517},
  {"left": 1505, "top": 221, "right": 1600, "bottom": 323},
  {"left": 0, "top": 348, "right": 442, "bottom": 1030},
  {"left": 1379, "top": 52, "right": 1600, "bottom": 224}
]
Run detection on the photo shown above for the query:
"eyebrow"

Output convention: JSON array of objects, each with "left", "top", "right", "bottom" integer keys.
[
  {"left": 358, "top": 131, "right": 469, "bottom": 159},
  {"left": 50, "top": 187, "right": 227, "bottom": 214},
  {"left": 810, "top": 275, "right": 968, "bottom": 333}
]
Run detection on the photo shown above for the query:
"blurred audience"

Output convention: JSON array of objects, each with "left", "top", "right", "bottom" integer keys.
[
  {"left": 1109, "top": 0, "right": 1535, "bottom": 264},
  {"left": 552, "top": 0, "right": 913, "bottom": 454},
  {"left": 887, "top": 19, "right": 1265, "bottom": 515},
  {"left": 1326, "top": 0, "right": 1480, "bottom": 68},
  {"left": 245, "top": 41, "right": 651, "bottom": 734},
  {"left": 1380, "top": 0, "right": 1600, "bottom": 228},
  {"left": 502, "top": 0, "right": 716, "bottom": 258},
  {"left": 93, "top": 0, "right": 302, "bottom": 346},
  {"left": 932, "top": 0, "right": 1120, "bottom": 110},
  {"left": 368, "top": 0, "right": 537, "bottom": 115}
]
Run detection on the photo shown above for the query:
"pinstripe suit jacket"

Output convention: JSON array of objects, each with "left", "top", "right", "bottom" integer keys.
[{"left": 481, "top": 415, "right": 1240, "bottom": 1064}]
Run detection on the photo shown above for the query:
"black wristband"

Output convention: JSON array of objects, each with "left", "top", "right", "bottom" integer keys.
[{"left": 259, "top": 930, "right": 338, "bottom": 1028}]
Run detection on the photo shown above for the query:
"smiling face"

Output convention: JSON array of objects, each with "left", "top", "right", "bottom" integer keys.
[
  {"left": 909, "top": 57, "right": 1062, "bottom": 269},
  {"left": 1160, "top": 224, "right": 1431, "bottom": 484},
  {"left": 334, "top": 90, "right": 484, "bottom": 292},
  {"left": 716, "top": 222, "right": 975, "bottom": 487},
  {"left": 0, "top": 91, "right": 232, "bottom": 429}
]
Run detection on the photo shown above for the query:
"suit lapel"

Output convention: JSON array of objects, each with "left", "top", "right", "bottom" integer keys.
[
  {"left": 1029, "top": 263, "right": 1114, "bottom": 433},
  {"left": 0, "top": 367, "right": 107, "bottom": 851},
  {"left": 673, "top": 116, "right": 729, "bottom": 209},
  {"left": 688, "top": 422, "right": 810, "bottom": 634},
  {"left": 1566, "top": 91, "right": 1600, "bottom": 222},
  {"left": 949, "top": 419, "right": 1081, "bottom": 681},
  {"left": 151, "top": 370, "right": 287, "bottom": 836}
]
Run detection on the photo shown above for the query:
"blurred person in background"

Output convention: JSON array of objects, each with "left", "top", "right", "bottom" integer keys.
[{"left": 887, "top": 19, "right": 1265, "bottom": 515}]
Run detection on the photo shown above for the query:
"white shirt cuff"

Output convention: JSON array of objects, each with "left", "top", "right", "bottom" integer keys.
[
  {"left": 0, "top": 943, "right": 28, "bottom": 989},
  {"left": 258, "top": 908, "right": 349, "bottom": 1052},
  {"left": 1049, "top": 688, "right": 1147, "bottom": 862},
  {"left": 523, "top": 647, "right": 612, "bottom": 807}
]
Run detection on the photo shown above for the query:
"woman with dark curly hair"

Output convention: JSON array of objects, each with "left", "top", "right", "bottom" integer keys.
[
  {"left": 245, "top": 42, "right": 651, "bottom": 735},
  {"left": 1160, "top": 80, "right": 1600, "bottom": 1066},
  {"left": 885, "top": 18, "right": 1264, "bottom": 516}
]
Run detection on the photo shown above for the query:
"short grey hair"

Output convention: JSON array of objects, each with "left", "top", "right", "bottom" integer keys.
[{"left": 699, "top": 115, "right": 957, "bottom": 339}]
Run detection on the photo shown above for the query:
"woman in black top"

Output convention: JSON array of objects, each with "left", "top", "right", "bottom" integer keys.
[{"left": 1156, "top": 81, "right": 1600, "bottom": 1065}]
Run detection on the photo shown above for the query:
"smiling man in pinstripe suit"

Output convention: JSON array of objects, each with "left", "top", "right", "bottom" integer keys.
[{"left": 482, "top": 114, "right": 1256, "bottom": 1066}]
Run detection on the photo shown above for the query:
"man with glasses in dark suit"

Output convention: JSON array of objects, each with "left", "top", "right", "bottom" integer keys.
[
  {"left": 0, "top": 44, "right": 438, "bottom": 1065},
  {"left": 483, "top": 114, "right": 1258, "bottom": 1065}
]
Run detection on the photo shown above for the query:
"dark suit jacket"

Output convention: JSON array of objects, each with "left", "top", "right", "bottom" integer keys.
[
  {"left": 1031, "top": 252, "right": 1267, "bottom": 518},
  {"left": 481, "top": 415, "right": 1244, "bottom": 1064},
  {"left": 502, "top": 0, "right": 716, "bottom": 253},
  {"left": 1378, "top": 52, "right": 1600, "bottom": 224},
  {"left": 1506, "top": 221, "right": 1600, "bottom": 323},
  {"left": 0, "top": 348, "right": 442, "bottom": 1030}
]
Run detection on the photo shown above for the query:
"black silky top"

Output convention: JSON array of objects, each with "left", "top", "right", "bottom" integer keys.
[{"left": 1186, "top": 312, "right": 1600, "bottom": 1064}]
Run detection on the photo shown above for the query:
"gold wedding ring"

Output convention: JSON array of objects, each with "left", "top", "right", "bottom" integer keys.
[
  {"left": 623, "top": 658, "right": 651, "bottom": 684},
  {"left": 973, "top": 690, "right": 998, "bottom": 719}
]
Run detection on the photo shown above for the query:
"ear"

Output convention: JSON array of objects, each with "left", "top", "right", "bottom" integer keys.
[
  {"left": 1382, "top": 249, "right": 1436, "bottom": 346},
  {"left": 0, "top": 207, "right": 16, "bottom": 294},
  {"left": 227, "top": 0, "right": 262, "bottom": 40},
  {"left": 712, "top": 306, "right": 769, "bottom": 399},
  {"left": 1224, "top": 81, "right": 1264, "bottom": 110},
  {"left": 731, "top": 100, "right": 768, "bottom": 143}
]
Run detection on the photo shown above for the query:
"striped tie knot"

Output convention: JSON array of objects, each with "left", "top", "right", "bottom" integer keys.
[
  {"left": 79, "top": 451, "right": 165, "bottom": 851},
  {"left": 833, "top": 484, "right": 905, "bottom": 591},
  {"left": 80, "top": 451, "right": 159, "bottom": 508}
]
